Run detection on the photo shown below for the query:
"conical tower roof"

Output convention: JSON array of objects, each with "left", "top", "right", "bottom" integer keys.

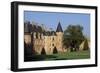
[{"left": 56, "top": 22, "right": 63, "bottom": 32}]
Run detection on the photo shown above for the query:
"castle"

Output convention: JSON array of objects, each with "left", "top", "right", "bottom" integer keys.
[{"left": 24, "top": 21, "right": 65, "bottom": 55}]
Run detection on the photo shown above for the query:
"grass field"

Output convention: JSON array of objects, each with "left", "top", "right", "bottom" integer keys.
[
  {"left": 45, "top": 50, "right": 90, "bottom": 60},
  {"left": 25, "top": 50, "right": 90, "bottom": 62}
]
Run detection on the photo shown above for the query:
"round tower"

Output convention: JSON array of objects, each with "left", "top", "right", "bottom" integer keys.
[{"left": 56, "top": 22, "right": 63, "bottom": 52}]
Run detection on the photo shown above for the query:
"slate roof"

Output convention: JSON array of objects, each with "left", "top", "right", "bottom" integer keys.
[
  {"left": 24, "top": 21, "right": 63, "bottom": 36},
  {"left": 43, "top": 31, "right": 56, "bottom": 36},
  {"left": 56, "top": 22, "right": 63, "bottom": 32},
  {"left": 24, "top": 22, "right": 32, "bottom": 33},
  {"left": 32, "top": 25, "right": 43, "bottom": 33},
  {"left": 24, "top": 22, "right": 43, "bottom": 33}
]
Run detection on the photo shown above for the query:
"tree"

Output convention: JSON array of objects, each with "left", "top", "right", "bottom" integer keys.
[
  {"left": 53, "top": 47, "right": 58, "bottom": 54},
  {"left": 63, "top": 25, "right": 85, "bottom": 51},
  {"left": 41, "top": 48, "right": 46, "bottom": 55},
  {"left": 83, "top": 39, "right": 90, "bottom": 50}
]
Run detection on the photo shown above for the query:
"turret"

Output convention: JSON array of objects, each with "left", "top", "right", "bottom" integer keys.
[
  {"left": 56, "top": 22, "right": 63, "bottom": 52},
  {"left": 56, "top": 22, "right": 63, "bottom": 32}
]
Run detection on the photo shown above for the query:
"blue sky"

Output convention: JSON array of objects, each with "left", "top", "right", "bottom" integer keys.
[{"left": 24, "top": 11, "right": 90, "bottom": 37}]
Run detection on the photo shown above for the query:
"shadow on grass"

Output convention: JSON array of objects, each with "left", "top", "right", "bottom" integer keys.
[
  {"left": 24, "top": 50, "right": 90, "bottom": 62},
  {"left": 54, "top": 58, "right": 68, "bottom": 60},
  {"left": 24, "top": 54, "right": 57, "bottom": 62}
]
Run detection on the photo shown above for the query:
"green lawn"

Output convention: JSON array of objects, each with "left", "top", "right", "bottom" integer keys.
[
  {"left": 44, "top": 50, "right": 90, "bottom": 60},
  {"left": 25, "top": 50, "right": 90, "bottom": 62}
]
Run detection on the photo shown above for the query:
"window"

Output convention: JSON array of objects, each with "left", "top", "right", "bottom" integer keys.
[
  {"left": 40, "top": 34, "right": 42, "bottom": 39},
  {"left": 52, "top": 37, "right": 54, "bottom": 41},
  {"left": 36, "top": 33, "right": 38, "bottom": 39},
  {"left": 52, "top": 44, "right": 54, "bottom": 46}
]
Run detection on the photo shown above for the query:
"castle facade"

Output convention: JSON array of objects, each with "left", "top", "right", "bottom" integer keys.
[{"left": 24, "top": 21, "right": 65, "bottom": 55}]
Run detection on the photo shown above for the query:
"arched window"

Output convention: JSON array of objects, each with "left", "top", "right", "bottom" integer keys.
[
  {"left": 36, "top": 32, "right": 38, "bottom": 39},
  {"left": 40, "top": 34, "right": 41, "bottom": 39},
  {"left": 52, "top": 44, "right": 54, "bottom": 46},
  {"left": 52, "top": 37, "right": 54, "bottom": 41}
]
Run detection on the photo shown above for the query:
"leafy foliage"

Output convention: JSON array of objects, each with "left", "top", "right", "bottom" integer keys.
[
  {"left": 63, "top": 25, "right": 85, "bottom": 51},
  {"left": 83, "top": 39, "right": 90, "bottom": 50}
]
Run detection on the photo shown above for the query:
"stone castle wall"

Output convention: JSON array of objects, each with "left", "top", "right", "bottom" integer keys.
[{"left": 24, "top": 32, "right": 64, "bottom": 55}]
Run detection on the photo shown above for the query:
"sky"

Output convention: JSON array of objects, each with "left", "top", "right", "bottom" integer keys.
[{"left": 24, "top": 11, "right": 90, "bottom": 37}]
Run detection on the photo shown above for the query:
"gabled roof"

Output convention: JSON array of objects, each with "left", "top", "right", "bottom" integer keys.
[
  {"left": 43, "top": 31, "right": 56, "bottom": 36},
  {"left": 24, "top": 21, "right": 44, "bottom": 33},
  {"left": 56, "top": 22, "right": 63, "bottom": 32}
]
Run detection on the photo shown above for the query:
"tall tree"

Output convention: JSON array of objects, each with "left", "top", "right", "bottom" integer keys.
[{"left": 63, "top": 25, "right": 85, "bottom": 51}]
